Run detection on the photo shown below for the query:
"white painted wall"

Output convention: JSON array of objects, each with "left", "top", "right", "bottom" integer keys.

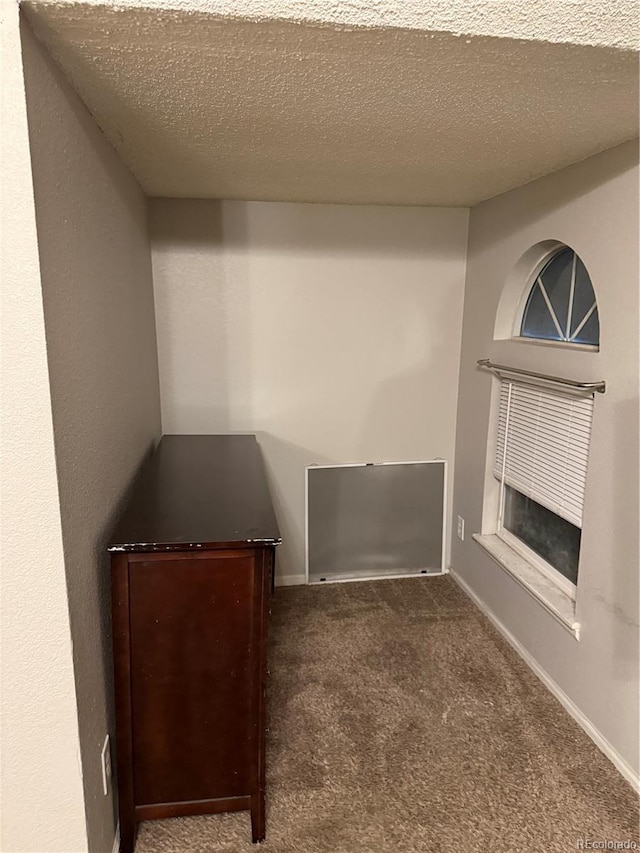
[
  {"left": 0, "top": 6, "right": 87, "bottom": 852},
  {"left": 150, "top": 200, "right": 469, "bottom": 582},
  {"left": 451, "top": 140, "right": 639, "bottom": 782},
  {"left": 19, "top": 17, "right": 162, "bottom": 853}
]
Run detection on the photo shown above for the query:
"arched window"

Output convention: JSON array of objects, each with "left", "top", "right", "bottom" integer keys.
[{"left": 519, "top": 247, "right": 599, "bottom": 346}]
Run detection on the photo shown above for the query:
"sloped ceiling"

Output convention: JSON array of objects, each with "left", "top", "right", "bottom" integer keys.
[{"left": 23, "top": 0, "right": 639, "bottom": 205}]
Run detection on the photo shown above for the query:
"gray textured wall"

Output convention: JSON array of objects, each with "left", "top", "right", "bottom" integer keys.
[
  {"left": 451, "top": 139, "right": 639, "bottom": 780},
  {"left": 22, "top": 20, "right": 162, "bottom": 852}
]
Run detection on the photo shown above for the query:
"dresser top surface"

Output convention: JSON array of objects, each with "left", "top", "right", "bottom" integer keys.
[{"left": 108, "top": 435, "right": 281, "bottom": 553}]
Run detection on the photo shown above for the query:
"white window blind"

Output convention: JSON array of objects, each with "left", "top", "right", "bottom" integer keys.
[{"left": 494, "top": 380, "right": 594, "bottom": 528}]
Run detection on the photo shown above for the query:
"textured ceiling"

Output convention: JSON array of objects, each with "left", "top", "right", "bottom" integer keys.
[
  {"left": 24, "top": 1, "right": 640, "bottom": 206},
  {"left": 25, "top": 0, "right": 640, "bottom": 51}
]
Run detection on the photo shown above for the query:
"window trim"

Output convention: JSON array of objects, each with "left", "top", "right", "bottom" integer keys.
[
  {"left": 511, "top": 336, "right": 599, "bottom": 354},
  {"left": 496, "top": 526, "right": 576, "bottom": 601},
  {"left": 479, "top": 375, "right": 596, "bottom": 634},
  {"left": 481, "top": 242, "right": 601, "bottom": 638},
  {"left": 511, "top": 246, "right": 560, "bottom": 339},
  {"left": 473, "top": 533, "right": 580, "bottom": 639},
  {"left": 512, "top": 246, "right": 600, "bottom": 350}
]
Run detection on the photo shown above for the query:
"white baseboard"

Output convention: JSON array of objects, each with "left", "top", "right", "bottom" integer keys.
[
  {"left": 111, "top": 824, "right": 120, "bottom": 853},
  {"left": 275, "top": 573, "right": 307, "bottom": 587},
  {"left": 449, "top": 567, "right": 640, "bottom": 793}
]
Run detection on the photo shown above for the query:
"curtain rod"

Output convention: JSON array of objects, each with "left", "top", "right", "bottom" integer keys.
[{"left": 477, "top": 359, "right": 606, "bottom": 394}]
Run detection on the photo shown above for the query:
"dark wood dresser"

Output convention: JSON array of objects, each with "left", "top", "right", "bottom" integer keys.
[{"left": 108, "top": 435, "right": 280, "bottom": 852}]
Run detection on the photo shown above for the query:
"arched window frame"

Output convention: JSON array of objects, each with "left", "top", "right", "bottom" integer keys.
[{"left": 511, "top": 245, "right": 599, "bottom": 350}]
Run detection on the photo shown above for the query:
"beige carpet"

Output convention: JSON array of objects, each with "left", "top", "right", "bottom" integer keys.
[{"left": 135, "top": 577, "right": 639, "bottom": 853}]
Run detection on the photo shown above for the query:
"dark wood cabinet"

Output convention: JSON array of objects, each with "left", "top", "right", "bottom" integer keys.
[{"left": 108, "top": 435, "right": 280, "bottom": 852}]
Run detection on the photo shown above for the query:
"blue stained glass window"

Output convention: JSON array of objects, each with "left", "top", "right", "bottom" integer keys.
[{"left": 520, "top": 248, "right": 599, "bottom": 347}]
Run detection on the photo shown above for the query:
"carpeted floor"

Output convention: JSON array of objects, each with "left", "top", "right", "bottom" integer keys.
[{"left": 136, "top": 577, "right": 639, "bottom": 852}]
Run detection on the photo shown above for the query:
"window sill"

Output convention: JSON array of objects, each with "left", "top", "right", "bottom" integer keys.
[
  {"left": 472, "top": 533, "right": 580, "bottom": 640},
  {"left": 510, "top": 336, "right": 599, "bottom": 353}
]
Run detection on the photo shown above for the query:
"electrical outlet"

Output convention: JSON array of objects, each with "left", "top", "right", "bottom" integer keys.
[
  {"left": 457, "top": 515, "right": 465, "bottom": 541},
  {"left": 101, "top": 735, "right": 112, "bottom": 796}
]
